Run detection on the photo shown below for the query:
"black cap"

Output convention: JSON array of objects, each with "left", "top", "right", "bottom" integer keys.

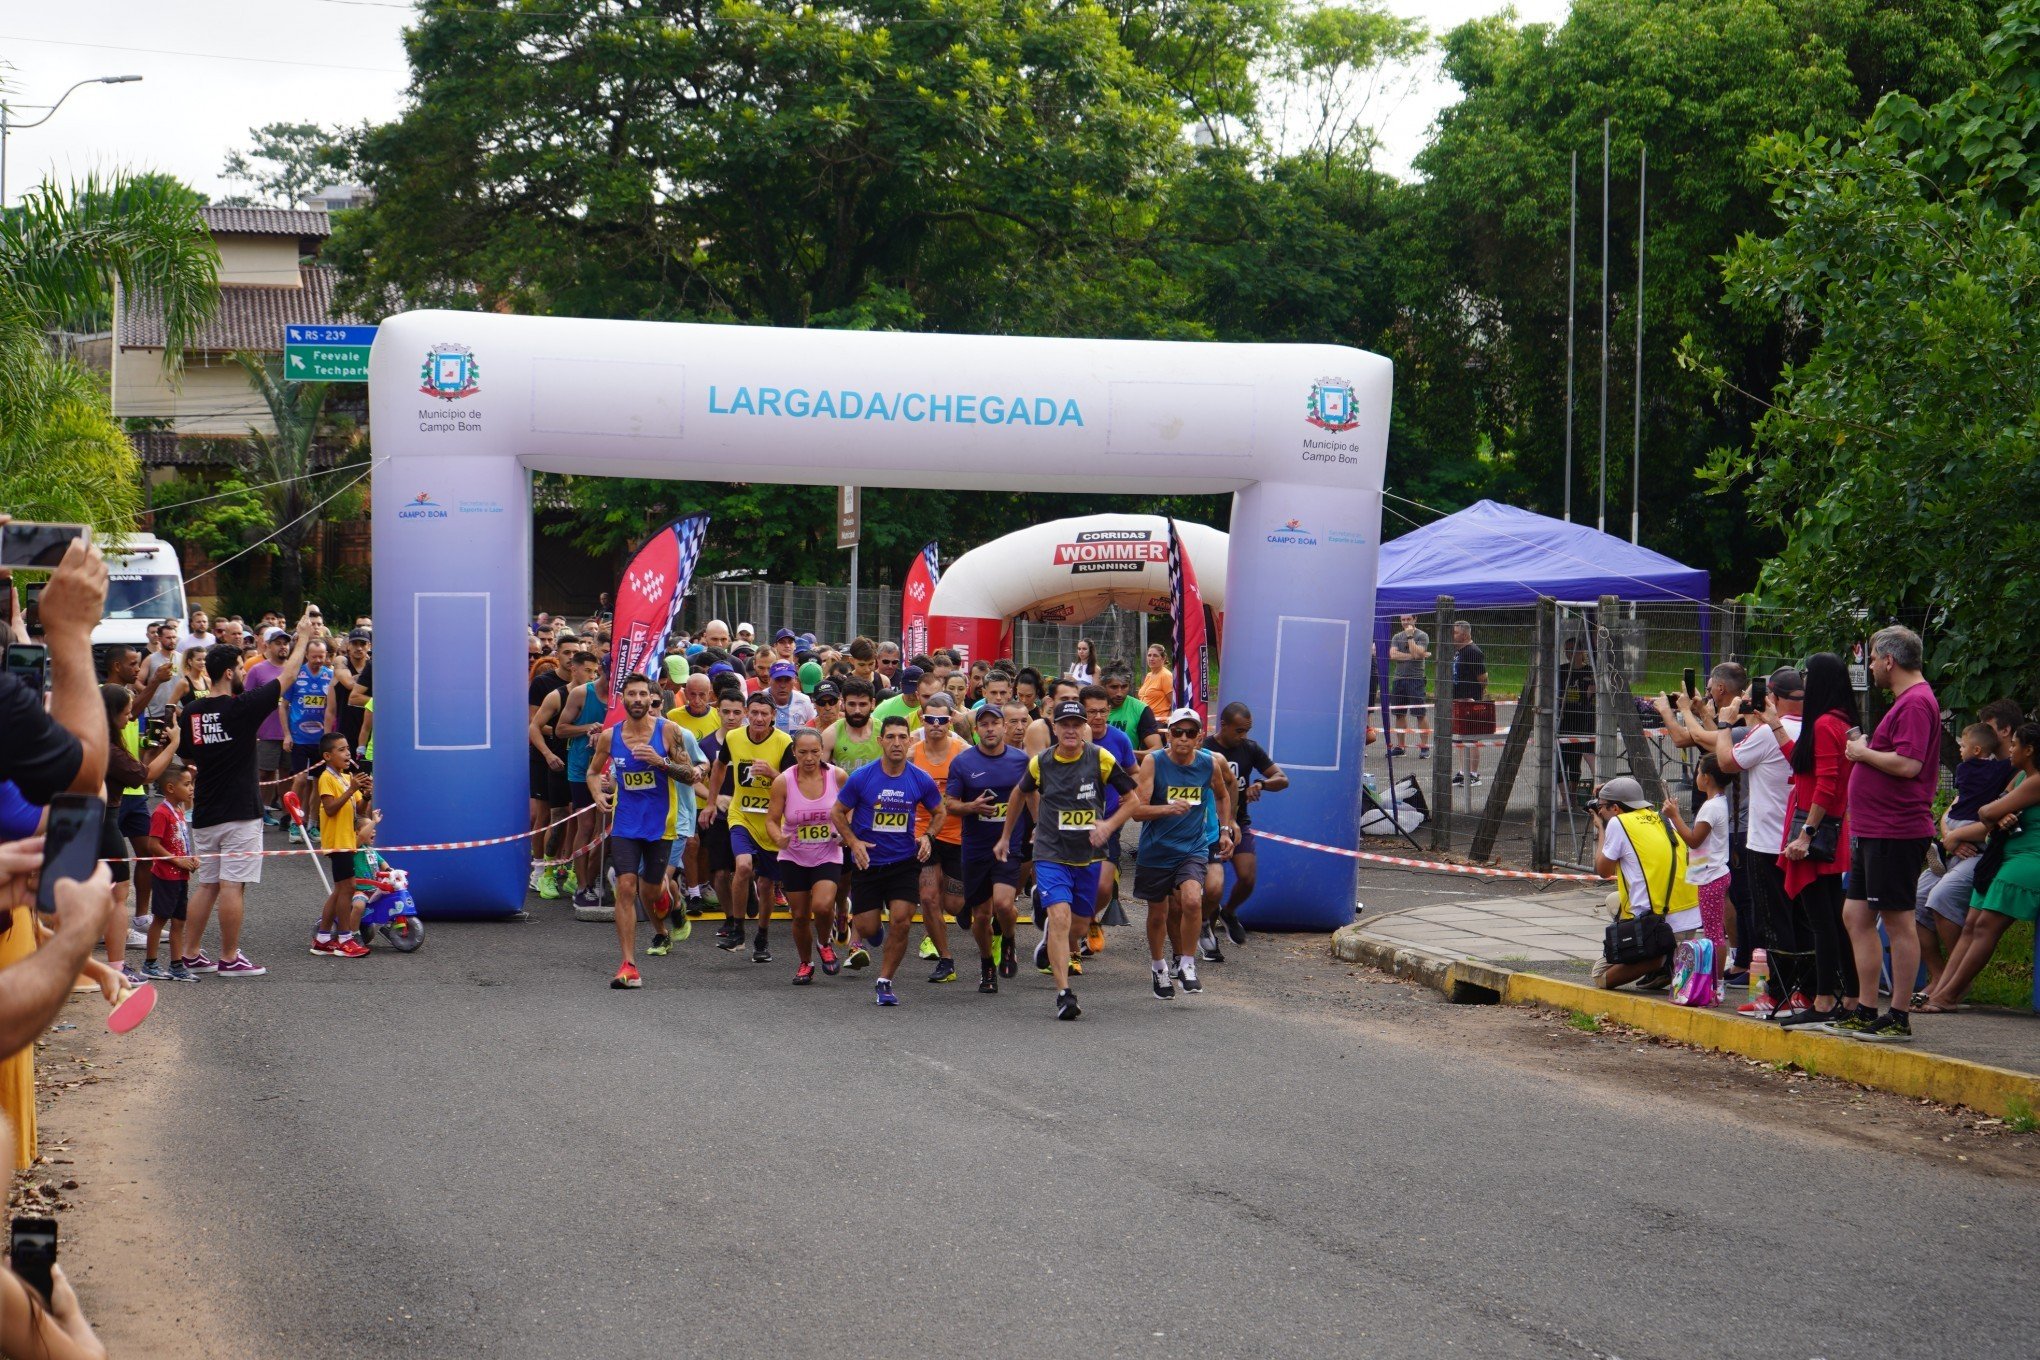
[
  {"left": 1052, "top": 699, "right": 1087, "bottom": 723},
  {"left": 1769, "top": 666, "right": 1806, "bottom": 699},
  {"left": 813, "top": 683, "right": 841, "bottom": 703}
]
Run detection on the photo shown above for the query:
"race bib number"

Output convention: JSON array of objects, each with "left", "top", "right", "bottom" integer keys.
[
  {"left": 301, "top": 693, "right": 326, "bottom": 711},
  {"left": 797, "top": 823, "right": 836, "bottom": 843},
  {"left": 1057, "top": 808, "right": 1097, "bottom": 830},
  {"left": 872, "top": 810, "right": 910, "bottom": 832},
  {"left": 1166, "top": 786, "right": 1204, "bottom": 805},
  {"left": 621, "top": 768, "right": 657, "bottom": 792},
  {"left": 738, "top": 788, "right": 771, "bottom": 813},
  {"left": 982, "top": 800, "right": 1008, "bottom": 823}
]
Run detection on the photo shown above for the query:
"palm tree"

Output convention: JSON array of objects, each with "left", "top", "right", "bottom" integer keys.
[
  {"left": 0, "top": 172, "right": 217, "bottom": 532},
  {"left": 231, "top": 352, "right": 336, "bottom": 612}
]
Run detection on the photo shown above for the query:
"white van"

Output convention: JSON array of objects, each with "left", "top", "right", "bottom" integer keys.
[{"left": 92, "top": 534, "right": 188, "bottom": 649}]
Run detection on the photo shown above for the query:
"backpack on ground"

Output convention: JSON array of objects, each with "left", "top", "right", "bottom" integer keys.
[{"left": 1670, "top": 938, "right": 1717, "bottom": 1007}]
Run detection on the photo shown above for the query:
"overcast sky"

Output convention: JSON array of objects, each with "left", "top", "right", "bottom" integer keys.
[{"left": 1, "top": 0, "right": 1569, "bottom": 205}]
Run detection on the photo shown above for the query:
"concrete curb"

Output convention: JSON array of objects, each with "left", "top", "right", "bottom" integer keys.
[{"left": 1329, "top": 926, "right": 2040, "bottom": 1119}]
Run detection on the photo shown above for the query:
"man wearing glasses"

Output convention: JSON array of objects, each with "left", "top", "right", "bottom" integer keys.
[
  {"left": 906, "top": 692, "right": 964, "bottom": 982},
  {"left": 874, "top": 642, "right": 903, "bottom": 701}
]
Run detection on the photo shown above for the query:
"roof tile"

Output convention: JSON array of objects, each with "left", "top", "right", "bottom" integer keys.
[
  {"left": 117, "top": 265, "right": 364, "bottom": 353},
  {"left": 199, "top": 206, "right": 332, "bottom": 238}
]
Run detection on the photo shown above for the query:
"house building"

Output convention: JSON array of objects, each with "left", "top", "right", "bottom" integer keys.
[{"left": 112, "top": 205, "right": 363, "bottom": 465}]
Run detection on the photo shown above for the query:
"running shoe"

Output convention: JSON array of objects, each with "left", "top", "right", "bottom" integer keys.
[
  {"left": 919, "top": 935, "right": 939, "bottom": 960},
  {"left": 1772, "top": 991, "right": 1814, "bottom": 1023},
  {"left": 1198, "top": 927, "right": 1225, "bottom": 964},
  {"left": 999, "top": 935, "right": 1018, "bottom": 979},
  {"left": 214, "top": 953, "right": 266, "bottom": 978},
  {"left": 610, "top": 961, "right": 642, "bottom": 989},
  {"left": 126, "top": 925, "right": 149, "bottom": 950},
  {"left": 1055, "top": 988, "right": 1081, "bottom": 1021},
  {"left": 1086, "top": 922, "right": 1106, "bottom": 954},
  {"left": 1077, "top": 940, "right": 1097, "bottom": 959},
  {"left": 1450, "top": 772, "right": 1465, "bottom": 787},
  {"left": 928, "top": 957, "right": 956, "bottom": 984},
  {"left": 870, "top": 923, "right": 886, "bottom": 949},
  {"left": 336, "top": 937, "right": 370, "bottom": 959},
  {"left": 566, "top": 870, "right": 580, "bottom": 895},
  {"left": 793, "top": 963, "right": 816, "bottom": 986},
  {"left": 751, "top": 939, "right": 773, "bottom": 964},
  {"left": 1031, "top": 894, "right": 1046, "bottom": 930},
  {"left": 673, "top": 915, "right": 692, "bottom": 942},
  {"left": 717, "top": 926, "right": 746, "bottom": 952},
  {"left": 287, "top": 823, "right": 304, "bottom": 844},
  {"left": 818, "top": 942, "right": 841, "bottom": 976},
  {"left": 177, "top": 952, "right": 216, "bottom": 974},
  {"left": 310, "top": 936, "right": 339, "bottom": 956},
  {"left": 573, "top": 888, "right": 602, "bottom": 910},
  {"left": 120, "top": 963, "right": 147, "bottom": 987},
  {"left": 875, "top": 978, "right": 899, "bottom": 1006},
  {"left": 140, "top": 958, "right": 169, "bottom": 981},
  {"left": 1823, "top": 1010, "right": 1879, "bottom": 1038},
  {"left": 166, "top": 961, "right": 198, "bottom": 983},
  {"left": 1151, "top": 968, "right": 1176, "bottom": 1000},
  {"left": 1735, "top": 995, "right": 1780, "bottom": 1020},
  {"left": 1780, "top": 1005, "right": 1840, "bottom": 1029},
  {"left": 979, "top": 961, "right": 998, "bottom": 995},
  {"left": 1388, "top": 746, "right": 1406, "bottom": 758},
  {"left": 1221, "top": 909, "right": 1247, "bottom": 946},
  {"left": 528, "top": 865, "right": 543, "bottom": 891},
  {"left": 1034, "top": 938, "right": 1051, "bottom": 974},
  {"left": 846, "top": 945, "right": 870, "bottom": 971},
  {"left": 1850, "top": 1012, "right": 1913, "bottom": 1043},
  {"left": 536, "top": 869, "right": 562, "bottom": 901},
  {"left": 646, "top": 932, "right": 673, "bottom": 957},
  {"left": 1418, "top": 746, "right": 1430, "bottom": 758},
  {"left": 1180, "top": 967, "right": 1203, "bottom": 995},
  {"left": 1066, "top": 956, "right": 1083, "bottom": 977}
]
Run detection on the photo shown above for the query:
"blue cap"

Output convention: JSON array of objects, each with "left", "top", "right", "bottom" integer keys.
[
  {"left": 900, "top": 665, "right": 924, "bottom": 687},
  {"left": 706, "top": 662, "right": 734, "bottom": 677},
  {"left": 686, "top": 644, "right": 706, "bottom": 658}
]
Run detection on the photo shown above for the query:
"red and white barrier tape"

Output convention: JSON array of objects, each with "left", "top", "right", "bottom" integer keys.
[
  {"left": 126, "top": 803, "right": 603, "bottom": 865},
  {"left": 1250, "top": 829, "right": 1602, "bottom": 883}
]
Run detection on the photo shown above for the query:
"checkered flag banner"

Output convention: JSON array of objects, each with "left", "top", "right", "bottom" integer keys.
[
  {"left": 606, "top": 513, "right": 711, "bottom": 723},
  {"left": 1167, "top": 517, "right": 1209, "bottom": 723}
]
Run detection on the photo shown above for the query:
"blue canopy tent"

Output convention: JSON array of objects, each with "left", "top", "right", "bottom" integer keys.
[
  {"left": 1367, "top": 499, "right": 1712, "bottom": 770},
  {"left": 1374, "top": 499, "right": 1711, "bottom": 618}
]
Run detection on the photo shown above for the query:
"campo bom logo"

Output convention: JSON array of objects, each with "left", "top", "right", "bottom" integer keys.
[
  {"left": 397, "top": 492, "right": 448, "bottom": 522},
  {"left": 1305, "top": 377, "right": 1360, "bottom": 432},
  {"left": 420, "top": 344, "right": 481, "bottom": 400}
]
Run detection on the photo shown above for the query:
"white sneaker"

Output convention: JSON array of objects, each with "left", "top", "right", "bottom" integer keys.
[{"left": 126, "top": 926, "right": 149, "bottom": 950}]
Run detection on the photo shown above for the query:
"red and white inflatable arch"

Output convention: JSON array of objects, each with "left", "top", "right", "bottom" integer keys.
[{"left": 925, "top": 513, "right": 1228, "bottom": 663}]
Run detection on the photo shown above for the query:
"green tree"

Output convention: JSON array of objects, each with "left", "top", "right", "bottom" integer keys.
[
  {"left": 0, "top": 172, "right": 217, "bottom": 534},
  {"left": 231, "top": 353, "right": 351, "bottom": 612},
  {"left": 1692, "top": 1, "right": 2040, "bottom": 713},
  {"left": 1393, "top": 0, "right": 1998, "bottom": 574},
  {"left": 219, "top": 122, "right": 351, "bottom": 208},
  {"left": 148, "top": 476, "right": 276, "bottom": 562}
]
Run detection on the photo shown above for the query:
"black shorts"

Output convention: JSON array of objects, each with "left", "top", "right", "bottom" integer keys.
[
  {"left": 1134, "top": 855, "right": 1207, "bottom": 903},
  {"left": 1100, "top": 826, "right": 1124, "bottom": 869},
  {"left": 99, "top": 809, "right": 131, "bottom": 884},
  {"left": 569, "top": 780, "right": 596, "bottom": 810},
  {"left": 529, "top": 752, "right": 568, "bottom": 806},
  {"left": 289, "top": 743, "right": 323, "bottom": 775},
  {"left": 610, "top": 835, "right": 672, "bottom": 881},
  {"left": 924, "top": 838, "right": 961, "bottom": 883},
  {"left": 326, "top": 850, "right": 357, "bottom": 882},
  {"left": 780, "top": 860, "right": 843, "bottom": 895},
  {"left": 117, "top": 793, "right": 152, "bottom": 839},
  {"left": 701, "top": 815, "right": 735, "bottom": 874},
  {"left": 850, "top": 858, "right": 921, "bottom": 916},
  {"left": 1859, "top": 835, "right": 1932, "bottom": 912},
  {"left": 1230, "top": 825, "right": 1257, "bottom": 857},
  {"left": 961, "top": 850, "right": 1021, "bottom": 911},
  {"left": 1391, "top": 677, "right": 1426, "bottom": 709},
  {"left": 149, "top": 876, "right": 188, "bottom": 922}
]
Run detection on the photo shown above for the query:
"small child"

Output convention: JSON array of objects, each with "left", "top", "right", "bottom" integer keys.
[
  {"left": 1663, "top": 755, "right": 1734, "bottom": 980},
  {"left": 1948, "top": 723, "right": 2014, "bottom": 826},
  {"left": 351, "top": 808, "right": 389, "bottom": 921},
  {"left": 311, "top": 733, "right": 373, "bottom": 958},
  {"left": 138, "top": 764, "right": 201, "bottom": 982}
]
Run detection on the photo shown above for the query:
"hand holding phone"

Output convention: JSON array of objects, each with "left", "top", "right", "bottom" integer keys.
[
  {"left": 9, "top": 1215, "right": 56, "bottom": 1303},
  {"left": 36, "top": 795, "right": 106, "bottom": 916},
  {"left": 0, "top": 522, "right": 89, "bottom": 571}
]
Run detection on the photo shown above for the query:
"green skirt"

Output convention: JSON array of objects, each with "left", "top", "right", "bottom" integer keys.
[{"left": 1973, "top": 830, "right": 2040, "bottom": 923}]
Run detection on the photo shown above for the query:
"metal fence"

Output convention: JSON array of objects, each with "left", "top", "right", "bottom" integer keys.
[{"left": 683, "top": 579, "right": 1158, "bottom": 672}]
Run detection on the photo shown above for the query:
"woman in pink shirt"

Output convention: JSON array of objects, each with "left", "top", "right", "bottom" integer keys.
[{"left": 767, "top": 729, "right": 844, "bottom": 986}]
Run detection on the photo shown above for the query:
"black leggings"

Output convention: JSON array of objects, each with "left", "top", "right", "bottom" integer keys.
[
  {"left": 1790, "top": 872, "right": 1856, "bottom": 1003},
  {"left": 1744, "top": 852, "right": 1804, "bottom": 1002}
]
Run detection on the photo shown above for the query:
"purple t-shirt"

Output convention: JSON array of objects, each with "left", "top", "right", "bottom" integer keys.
[
  {"left": 1847, "top": 681, "right": 1939, "bottom": 839},
  {"left": 248, "top": 661, "right": 284, "bottom": 740}
]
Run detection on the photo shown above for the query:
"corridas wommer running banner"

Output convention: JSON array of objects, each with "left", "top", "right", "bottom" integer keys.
[
  {"left": 1167, "top": 518, "right": 1209, "bottom": 723},
  {"left": 606, "top": 514, "right": 711, "bottom": 726},
  {"left": 901, "top": 541, "right": 940, "bottom": 659}
]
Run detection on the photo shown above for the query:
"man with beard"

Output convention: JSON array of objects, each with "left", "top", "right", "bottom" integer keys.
[{"left": 586, "top": 675, "right": 693, "bottom": 989}]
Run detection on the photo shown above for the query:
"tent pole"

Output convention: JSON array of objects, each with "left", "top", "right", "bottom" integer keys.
[
  {"left": 1565, "top": 150, "right": 1577, "bottom": 523},
  {"left": 1631, "top": 143, "right": 1645, "bottom": 546},
  {"left": 1598, "top": 117, "right": 1610, "bottom": 536}
]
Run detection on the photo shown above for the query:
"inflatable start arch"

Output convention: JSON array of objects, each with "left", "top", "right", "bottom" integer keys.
[
  {"left": 368, "top": 311, "right": 1389, "bottom": 929},
  {"left": 926, "top": 514, "right": 1228, "bottom": 663}
]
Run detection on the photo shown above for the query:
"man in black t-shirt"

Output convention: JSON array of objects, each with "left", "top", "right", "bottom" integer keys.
[
  {"left": 177, "top": 612, "right": 315, "bottom": 979},
  {"left": 526, "top": 649, "right": 571, "bottom": 889},
  {"left": 1451, "top": 621, "right": 1490, "bottom": 785},
  {"left": 1202, "top": 701, "right": 1288, "bottom": 960}
]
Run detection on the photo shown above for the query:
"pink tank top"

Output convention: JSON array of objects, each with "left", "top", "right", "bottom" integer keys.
[{"left": 778, "top": 766, "right": 843, "bottom": 867}]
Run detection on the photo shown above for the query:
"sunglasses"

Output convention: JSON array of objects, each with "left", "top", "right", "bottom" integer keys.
[{"left": 923, "top": 714, "right": 951, "bottom": 725}]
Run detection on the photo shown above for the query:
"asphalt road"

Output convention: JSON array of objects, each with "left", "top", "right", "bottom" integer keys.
[{"left": 73, "top": 848, "right": 2040, "bottom": 1359}]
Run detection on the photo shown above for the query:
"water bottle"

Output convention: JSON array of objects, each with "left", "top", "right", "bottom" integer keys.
[{"left": 1748, "top": 948, "right": 1768, "bottom": 1002}]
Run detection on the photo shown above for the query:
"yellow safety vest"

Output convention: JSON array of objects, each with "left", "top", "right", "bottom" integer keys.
[{"left": 1613, "top": 807, "right": 1698, "bottom": 919}]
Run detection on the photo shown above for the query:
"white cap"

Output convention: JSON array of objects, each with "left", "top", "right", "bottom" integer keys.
[
  {"left": 1166, "top": 707, "right": 1203, "bottom": 730},
  {"left": 736, "top": 621, "right": 754, "bottom": 636}
]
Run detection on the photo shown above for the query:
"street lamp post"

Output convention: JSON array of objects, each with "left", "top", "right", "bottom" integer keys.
[{"left": 0, "top": 74, "right": 144, "bottom": 206}]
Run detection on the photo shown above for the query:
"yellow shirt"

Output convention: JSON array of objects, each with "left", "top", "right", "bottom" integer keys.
[
  {"left": 316, "top": 766, "right": 362, "bottom": 852},
  {"left": 668, "top": 705, "right": 722, "bottom": 746}
]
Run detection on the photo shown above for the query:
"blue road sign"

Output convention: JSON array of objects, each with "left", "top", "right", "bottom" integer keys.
[{"left": 285, "top": 324, "right": 379, "bottom": 347}]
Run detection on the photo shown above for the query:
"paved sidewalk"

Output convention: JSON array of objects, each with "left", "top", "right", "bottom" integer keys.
[{"left": 1352, "top": 890, "right": 2040, "bottom": 1082}]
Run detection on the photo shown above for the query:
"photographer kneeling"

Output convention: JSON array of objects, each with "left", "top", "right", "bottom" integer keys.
[{"left": 1591, "top": 776, "right": 1697, "bottom": 990}]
